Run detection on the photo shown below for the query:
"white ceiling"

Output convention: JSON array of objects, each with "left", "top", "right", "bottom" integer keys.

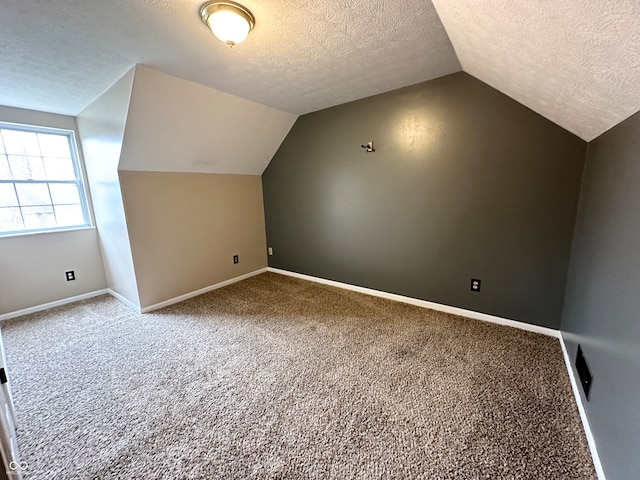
[
  {"left": 431, "top": 0, "right": 640, "bottom": 141},
  {"left": 0, "top": 0, "right": 459, "bottom": 117},
  {"left": 0, "top": 0, "right": 638, "bottom": 141}
]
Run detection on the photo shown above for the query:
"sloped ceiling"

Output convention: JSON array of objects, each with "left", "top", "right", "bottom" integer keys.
[
  {"left": 431, "top": 0, "right": 640, "bottom": 141},
  {"left": 0, "top": 0, "right": 459, "bottom": 117},
  {"left": 0, "top": 0, "right": 638, "bottom": 142},
  {"left": 119, "top": 66, "right": 297, "bottom": 175}
]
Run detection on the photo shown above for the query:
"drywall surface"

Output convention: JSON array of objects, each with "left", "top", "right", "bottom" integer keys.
[
  {"left": 0, "top": 105, "right": 77, "bottom": 131},
  {"left": 119, "top": 171, "right": 267, "bottom": 308},
  {"left": 119, "top": 66, "right": 297, "bottom": 175},
  {"left": 0, "top": 228, "right": 106, "bottom": 314},
  {"left": 561, "top": 111, "right": 640, "bottom": 480},
  {"left": 0, "top": 106, "right": 107, "bottom": 314},
  {"left": 77, "top": 69, "right": 140, "bottom": 308},
  {"left": 0, "top": 0, "right": 459, "bottom": 118},
  {"left": 263, "top": 73, "right": 586, "bottom": 329},
  {"left": 431, "top": 0, "right": 640, "bottom": 141}
]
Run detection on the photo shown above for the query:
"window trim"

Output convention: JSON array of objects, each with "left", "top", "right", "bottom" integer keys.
[{"left": 0, "top": 121, "right": 92, "bottom": 236}]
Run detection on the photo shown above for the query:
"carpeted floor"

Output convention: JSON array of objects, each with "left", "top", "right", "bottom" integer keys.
[{"left": 1, "top": 272, "right": 595, "bottom": 479}]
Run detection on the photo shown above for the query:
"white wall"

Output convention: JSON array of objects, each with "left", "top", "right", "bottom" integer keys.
[
  {"left": 0, "top": 106, "right": 107, "bottom": 315},
  {"left": 120, "top": 172, "right": 267, "bottom": 309},
  {"left": 105, "top": 65, "right": 297, "bottom": 308},
  {"left": 77, "top": 68, "right": 140, "bottom": 308},
  {"left": 120, "top": 65, "right": 297, "bottom": 175},
  {"left": 0, "top": 229, "right": 107, "bottom": 314},
  {"left": 1, "top": 66, "right": 295, "bottom": 314}
]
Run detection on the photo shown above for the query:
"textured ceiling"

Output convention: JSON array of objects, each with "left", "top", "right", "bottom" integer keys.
[
  {"left": 0, "top": 0, "right": 460, "bottom": 117},
  {"left": 431, "top": 0, "right": 640, "bottom": 141},
  {"left": 1, "top": 1, "right": 639, "bottom": 141}
]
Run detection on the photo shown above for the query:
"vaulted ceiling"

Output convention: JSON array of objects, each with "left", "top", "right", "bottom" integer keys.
[
  {"left": 0, "top": 0, "right": 638, "bottom": 141},
  {"left": 432, "top": 0, "right": 640, "bottom": 141}
]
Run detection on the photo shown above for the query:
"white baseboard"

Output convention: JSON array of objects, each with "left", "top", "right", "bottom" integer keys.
[
  {"left": 0, "top": 269, "right": 269, "bottom": 320},
  {"left": 0, "top": 289, "right": 109, "bottom": 321},
  {"left": 1, "top": 267, "right": 603, "bottom": 478},
  {"left": 107, "top": 289, "right": 141, "bottom": 313},
  {"left": 140, "top": 268, "right": 268, "bottom": 313},
  {"left": 559, "top": 334, "right": 606, "bottom": 480},
  {"left": 268, "top": 268, "right": 606, "bottom": 476},
  {"left": 267, "top": 268, "right": 559, "bottom": 338}
]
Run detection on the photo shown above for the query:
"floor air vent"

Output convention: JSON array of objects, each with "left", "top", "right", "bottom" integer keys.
[{"left": 575, "top": 345, "right": 592, "bottom": 400}]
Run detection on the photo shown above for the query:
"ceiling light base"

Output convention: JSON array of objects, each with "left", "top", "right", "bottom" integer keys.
[{"left": 200, "top": 1, "right": 255, "bottom": 47}]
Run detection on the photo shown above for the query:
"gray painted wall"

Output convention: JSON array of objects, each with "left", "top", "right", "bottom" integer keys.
[
  {"left": 263, "top": 73, "right": 586, "bottom": 329},
  {"left": 561, "top": 111, "right": 640, "bottom": 480}
]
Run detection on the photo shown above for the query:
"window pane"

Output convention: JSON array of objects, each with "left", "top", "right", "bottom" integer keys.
[
  {"left": 7, "top": 155, "right": 46, "bottom": 180},
  {"left": 49, "top": 183, "right": 80, "bottom": 204},
  {"left": 54, "top": 204, "right": 84, "bottom": 226},
  {"left": 0, "top": 184, "right": 18, "bottom": 207},
  {"left": 28, "top": 157, "right": 46, "bottom": 179},
  {"left": 7, "top": 155, "right": 29, "bottom": 180},
  {"left": 43, "top": 157, "right": 75, "bottom": 180},
  {"left": 0, "top": 124, "right": 89, "bottom": 235},
  {"left": 38, "top": 133, "right": 71, "bottom": 158},
  {"left": 0, "top": 207, "right": 23, "bottom": 231},
  {"left": 1, "top": 129, "right": 40, "bottom": 156},
  {"left": 15, "top": 183, "right": 51, "bottom": 206},
  {"left": 23, "top": 205, "right": 55, "bottom": 229},
  {"left": 0, "top": 156, "right": 10, "bottom": 180}
]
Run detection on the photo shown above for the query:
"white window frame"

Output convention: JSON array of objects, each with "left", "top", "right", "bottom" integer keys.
[{"left": 0, "top": 122, "right": 91, "bottom": 236}]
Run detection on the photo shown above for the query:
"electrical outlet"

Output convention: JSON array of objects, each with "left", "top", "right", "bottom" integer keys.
[
  {"left": 470, "top": 278, "right": 481, "bottom": 292},
  {"left": 65, "top": 270, "right": 75, "bottom": 281},
  {"left": 233, "top": 255, "right": 239, "bottom": 264},
  {"left": 575, "top": 345, "right": 592, "bottom": 400},
  {"left": 268, "top": 247, "right": 273, "bottom": 256}
]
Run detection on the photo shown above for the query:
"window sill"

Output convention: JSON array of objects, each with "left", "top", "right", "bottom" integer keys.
[{"left": 0, "top": 226, "right": 97, "bottom": 239}]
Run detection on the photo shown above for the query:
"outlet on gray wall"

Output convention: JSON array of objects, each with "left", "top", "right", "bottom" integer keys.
[{"left": 262, "top": 72, "right": 586, "bottom": 329}]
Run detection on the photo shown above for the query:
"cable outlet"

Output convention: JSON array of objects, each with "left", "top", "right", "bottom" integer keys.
[
  {"left": 268, "top": 247, "right": 273, "bottom": 256},
  {"left": 470, "top": 278, "right": 481, "bottom": 292},
  {"left": 65, "top": 270, "right": 75, "bottom": 281},
  {"left": 233, "top": 255, "right": 239, "bottom": 264}
]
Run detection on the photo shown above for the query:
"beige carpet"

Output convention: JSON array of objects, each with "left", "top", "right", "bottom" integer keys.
[{"left": 1, "top": 272, "right": 595, "bottom": 479}]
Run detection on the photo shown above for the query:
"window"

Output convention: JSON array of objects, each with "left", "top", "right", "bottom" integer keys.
[{"left": 0, "top": 123, "right": 91, "bottom": 235}]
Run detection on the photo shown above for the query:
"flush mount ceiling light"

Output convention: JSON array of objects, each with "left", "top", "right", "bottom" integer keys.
[{"left": 200, "top": 1, "right": 255, "bottom": 47}]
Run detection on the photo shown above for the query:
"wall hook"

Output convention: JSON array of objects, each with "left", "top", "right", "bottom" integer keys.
[{"left": 361, "top": 141, "right": 375, "bottom": 152}]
